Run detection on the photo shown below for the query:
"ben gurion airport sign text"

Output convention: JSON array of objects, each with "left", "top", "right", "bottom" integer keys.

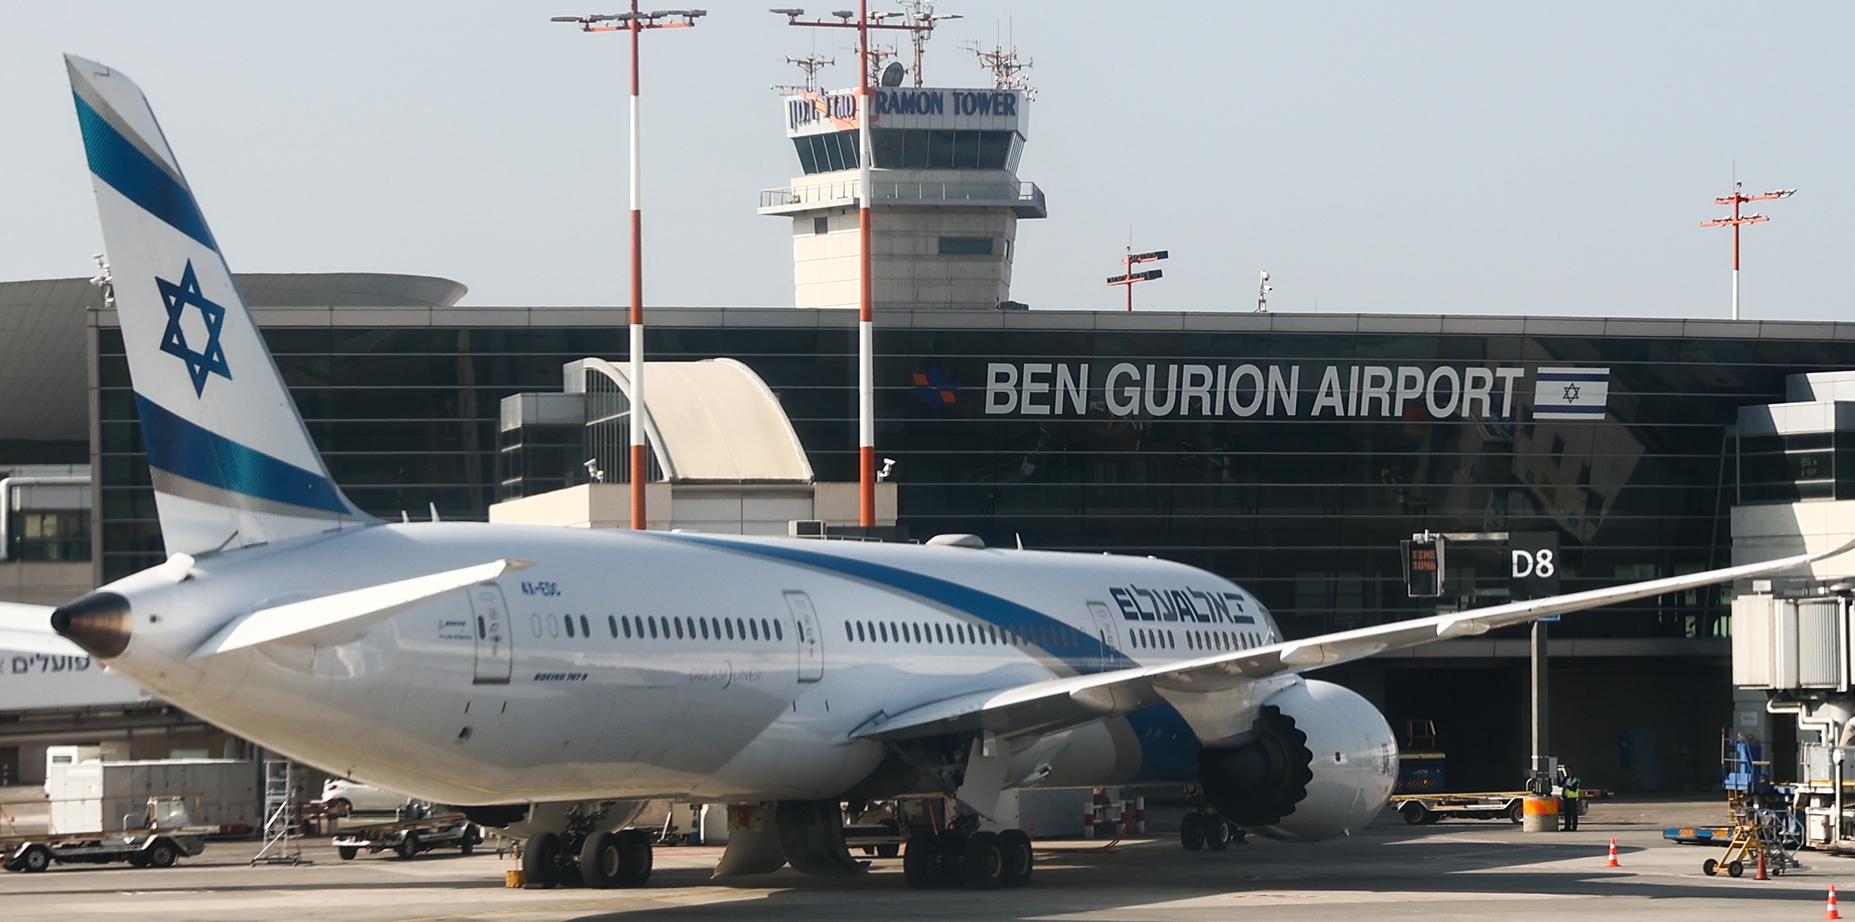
[{"left": 982, "top": 362, "right": 1612, "bottom": 422}]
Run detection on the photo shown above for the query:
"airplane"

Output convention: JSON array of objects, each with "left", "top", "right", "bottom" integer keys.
[{"left": 7, "top": 54, "right": 1850, "bottom": 890}]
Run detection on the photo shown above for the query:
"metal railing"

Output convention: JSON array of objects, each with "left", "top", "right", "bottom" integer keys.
[{"left": 760, "top": 180, "right": 1044, "bottom": 214}]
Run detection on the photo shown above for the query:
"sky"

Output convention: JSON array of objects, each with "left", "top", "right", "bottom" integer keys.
[{"left": 3, "top": 2, "right": 1851, "bottom": 319}]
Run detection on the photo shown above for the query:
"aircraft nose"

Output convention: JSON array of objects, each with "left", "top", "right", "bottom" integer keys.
[{"left": 51, "top": 591, "right": 133, "bottom": 658}]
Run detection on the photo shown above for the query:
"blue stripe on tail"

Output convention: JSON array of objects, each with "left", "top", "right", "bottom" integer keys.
[
  {"left": 134, "top": 393, "right": 351, "bottom": 515},
  {"left": 73, "top": 93, "right": 218, "bottom": 252}
]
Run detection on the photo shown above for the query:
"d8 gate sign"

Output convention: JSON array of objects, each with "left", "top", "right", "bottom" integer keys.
[{"left": 1509, "top": 532, "right": 1560, "bottom": 601}]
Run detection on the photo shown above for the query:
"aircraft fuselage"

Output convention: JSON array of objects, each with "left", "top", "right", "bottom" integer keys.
[{"left": 101, "top": 522, "right": 1282, "bottom": 806}]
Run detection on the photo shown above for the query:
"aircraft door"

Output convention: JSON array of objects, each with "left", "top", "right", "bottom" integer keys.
[
  {"left": 784, "top": 591, "right": 824, "bottom": 682},
  {"left": 1087, "top": 601, "right": 1121, "bottom": 654},
  {"left": 469, "top": 584, "right": 513, "bottom": 684}
]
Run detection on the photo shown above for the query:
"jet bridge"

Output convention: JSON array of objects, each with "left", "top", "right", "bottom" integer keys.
[{"left": 1727, "top": 370, "right": 1855, "bottom": 851}]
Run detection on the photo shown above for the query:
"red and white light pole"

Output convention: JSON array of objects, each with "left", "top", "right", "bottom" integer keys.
[
  {"left": 772, "top": 6, "right": 939, "bottom": 528},
  {"left": 554, "top": 5, "right": 704, "bottom": 530},
  {"left": 1106, "top": 247, "right": 1167, "bottom": 311},
  {"left": 1701, "top": 181, "right": 1793, "bottom": 321}
]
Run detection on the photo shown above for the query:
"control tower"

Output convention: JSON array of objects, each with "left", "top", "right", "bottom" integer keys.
[{"left": 759, "top": 83, "right": 1045, "bottom": 310}]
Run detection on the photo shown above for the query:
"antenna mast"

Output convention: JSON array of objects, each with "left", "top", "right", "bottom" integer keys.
[
  {"left": 1700, "top": 180, "right": 1794, "bottom": 321},
  {"left": 772, "top": 54, "right": 834, "bottom": 94},
  {"left": 964, "top": 25, "right": 1033, "bottom": 95},
  {"left": 897, "top": 1, "right": 960, "bottom": 86},
  {"left": 772, "top": 4, "right": 943, "bottom": 530}
]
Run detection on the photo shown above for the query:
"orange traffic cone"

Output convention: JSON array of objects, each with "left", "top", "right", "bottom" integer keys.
[
  {"left": 1827, "top": 884, "right": 1842, "bottom": 921},
  {"left": 1755, "top": 848, "right": 1769, "bottom": 880},
  {"left": 1606, "top": 838, "right": 1620, "bottom": 868}
]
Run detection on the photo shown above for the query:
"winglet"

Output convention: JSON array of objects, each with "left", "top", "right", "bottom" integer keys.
[{"left": 190, "top": 559, "right": 533, "bottom": 658}]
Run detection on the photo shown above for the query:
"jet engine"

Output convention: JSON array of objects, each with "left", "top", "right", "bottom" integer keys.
[{"left": 1196, "top": 679, "right": 1397, "bottom": 840}]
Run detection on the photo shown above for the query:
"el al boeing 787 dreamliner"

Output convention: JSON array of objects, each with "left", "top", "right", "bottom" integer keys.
[{"left": 5, "top": 55, "right": 1848, "bottom": 890}]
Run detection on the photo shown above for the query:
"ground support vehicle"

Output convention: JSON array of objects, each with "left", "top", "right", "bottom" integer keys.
[
  {"left": 1665, "top": 826, "right": 1733, "bottom": 845},
  {"left": 1392, "top": 792, "right": 1532, "bottom": 825},
  {"left": 1, "top": 828, "right": 205, "bottom": 872},
  {"left": 1699, "top": 734, "right": 1802, "bottom": 876},
  {"left": 46, "top": 758, "right": 260, "bottom": 835},
  {"left": 333, "top": 814, "right": 481, "bottom": 861},
  {"left": 3, "top": 795, "right": 212, "bottom": 872}
]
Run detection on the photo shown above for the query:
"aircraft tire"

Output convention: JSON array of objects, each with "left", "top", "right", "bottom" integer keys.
[
  {"left": 902, "top": 834, "right": 941, "bottom": 890},
  {"left": 1205, "top": 818, "right": 1232, "bottom": 852},
  {"left": 580, "top": 832, "right": 620, "bottom": 888},
  {"left": 522, "top": 832, "right": 560, "bottom": 889},
  {"left": 962, "top": 831, "right": 1003, "bottom": 891},
  {"left": 935, "top": 831, "right": 966, "bottom": 887},
  {"left": 1180, "top": 813, "right": 1205, "bottom": 851},
  {"left": 997, "top": 830, "right": 1033, "bottom": 887},
  {"left": 613, "top": 829, "right": 653, "bottom": 888}
]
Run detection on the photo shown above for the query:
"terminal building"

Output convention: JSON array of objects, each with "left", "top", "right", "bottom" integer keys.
[{"left": 5, "top": 64, "right": 1853, "bottom": 796}]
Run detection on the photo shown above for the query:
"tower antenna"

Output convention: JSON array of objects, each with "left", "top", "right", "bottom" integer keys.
[
  {"left": 963, "top": 21, "right": 1033, "bottom": 95},
  {"left": 1107, "top": 244, "right": 1167, "bottom": 311},
  {"left": 772, "top": 53, "right": 835, "bottom": 94},
  {"left": 897, "top": 1, "right": 961, "bottom": 86},
  {"left": 1700, "top": 179, "right": 1794, "bottom": 321}
]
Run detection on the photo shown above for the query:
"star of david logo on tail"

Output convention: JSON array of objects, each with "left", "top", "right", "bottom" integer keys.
[{"left": 156, "top": 260, "right": 232, "bottom": 396}]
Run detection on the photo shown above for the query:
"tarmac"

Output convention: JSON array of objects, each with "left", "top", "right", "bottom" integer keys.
[{"left": 2, "top": 795, "right": 1847, "bottom": 921}]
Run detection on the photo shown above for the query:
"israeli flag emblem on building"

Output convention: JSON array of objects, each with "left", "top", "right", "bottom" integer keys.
[{"left": 1533, "top": 367, "right": 1610, "bottom": 420}]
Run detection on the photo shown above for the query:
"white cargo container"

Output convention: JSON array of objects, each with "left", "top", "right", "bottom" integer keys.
[{"left": 46, "top": 759, "right": 260, "bottom": 834}]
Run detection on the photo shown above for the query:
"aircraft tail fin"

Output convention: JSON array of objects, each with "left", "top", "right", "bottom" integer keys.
[{"left": 65, "top": 56, "right": 376, "bottom": 556}]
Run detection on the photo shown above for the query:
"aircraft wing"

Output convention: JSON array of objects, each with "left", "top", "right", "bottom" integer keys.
[
  {"left": 0, "top": 601, "right": 86, "bottom": 657},
  {"left": 853, "top": 535, "right": 1855, "bottom": 743}
]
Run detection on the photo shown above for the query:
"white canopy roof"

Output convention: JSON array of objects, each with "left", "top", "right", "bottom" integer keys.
[{"left": 567, "top": 358, "right": 813, "bottom": 484}]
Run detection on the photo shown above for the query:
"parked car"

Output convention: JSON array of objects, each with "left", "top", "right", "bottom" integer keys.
[{"left": 317, "top": 779, "right": 411, "bottom": 816}]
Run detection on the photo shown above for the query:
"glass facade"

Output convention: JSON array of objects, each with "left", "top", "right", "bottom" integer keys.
[
  {"left": 791, "top": 128, "right": 1023, "bottom": 174},
  {"left": 95, "top": 312, "right": 1855, "bottom": 642},
  {"left": 95, "top": 308, "right": 1855, "bottom": 790}
]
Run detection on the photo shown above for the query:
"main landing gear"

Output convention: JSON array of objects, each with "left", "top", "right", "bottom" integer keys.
[
  {"left": 901, "top": 827, "right": 1034, "bottom": 891},
  {"left": 521, "top": 805, "right": 653, "bottom": 889},
  {"left": 1180, "top": 807, "right": 1246, "bottom": 851}
]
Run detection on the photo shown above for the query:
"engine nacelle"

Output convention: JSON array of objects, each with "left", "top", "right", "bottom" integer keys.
[{"left": 1196, "top": 679, "right": 1397, "bottom": 841}]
